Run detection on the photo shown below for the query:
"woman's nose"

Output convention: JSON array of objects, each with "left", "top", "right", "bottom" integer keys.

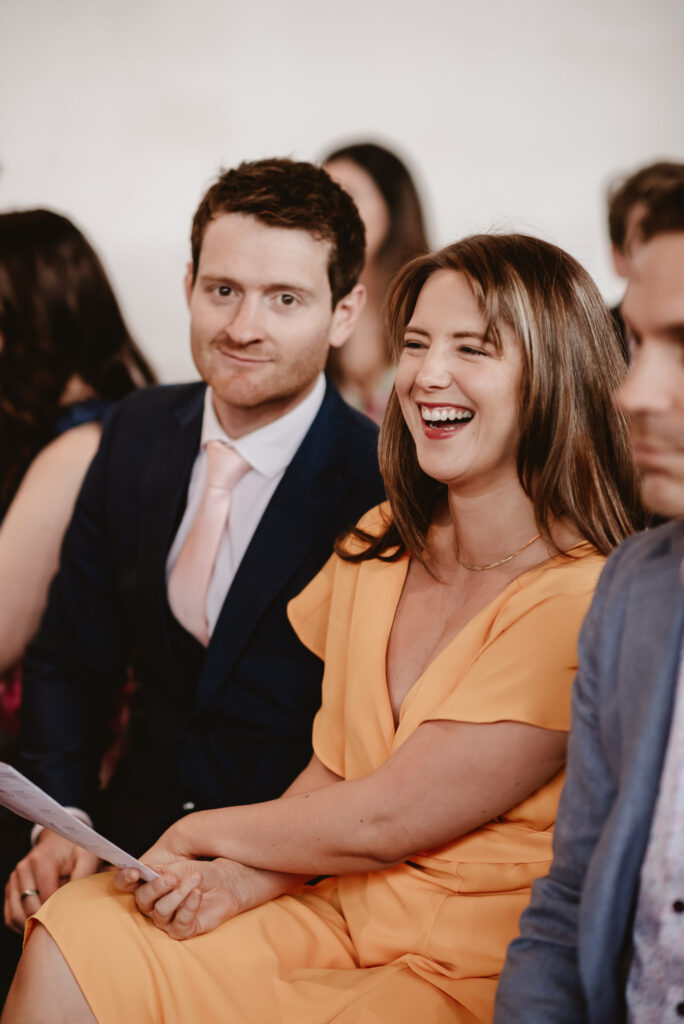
[{"left": 414, "top": 343, "right": 452, "bottom": 390}]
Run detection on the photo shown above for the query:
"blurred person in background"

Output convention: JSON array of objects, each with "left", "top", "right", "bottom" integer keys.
[
  {"left": 0, "top": 208, "right": 156, "bottom": 752},
  {"left": 606, "top": 159, "right": 684, "bottom": 356},
  {"left": 0, "top": 207, "right": 156, "bottom": 1000},
  {"left": 323, "top": 141, "right": 429, "bottom": 422}
]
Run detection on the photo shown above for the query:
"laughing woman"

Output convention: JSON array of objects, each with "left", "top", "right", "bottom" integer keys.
[{"left": 3, "top": 235, "right": 641, "bottom": 1024}]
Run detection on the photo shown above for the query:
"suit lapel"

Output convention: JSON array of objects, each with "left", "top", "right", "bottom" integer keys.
[
  {"left": 615, "top": 543, "right": 684, "bottom": 814},
  {"left": 136, "top": 387, "right": 204, "bottom": 693},
  {"left": 196, "top": 386, "right": 353, "bottom": 711}
]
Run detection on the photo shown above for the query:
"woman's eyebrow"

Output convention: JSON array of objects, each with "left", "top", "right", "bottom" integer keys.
[
  {"left": 404, "top": 326, "right": 487, "bottom": 340},
  {"left": 450, "top": 330, "right": 488, "bottom": 341}
]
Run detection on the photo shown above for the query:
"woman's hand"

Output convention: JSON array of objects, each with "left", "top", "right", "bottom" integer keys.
[
  {"left": 115, "top": 859, "right": 243, "bottom": 939},
  {"left": 114, "top": 858, "right": 308, "bottom": 940}
]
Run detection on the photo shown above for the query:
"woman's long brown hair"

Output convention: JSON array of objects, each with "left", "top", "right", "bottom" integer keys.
[
  {"left": 337, "top": 233, "right": 644, "bottom": 564},
  {"left": 0, "top": 209, "right": 156, "bottom": 508}
]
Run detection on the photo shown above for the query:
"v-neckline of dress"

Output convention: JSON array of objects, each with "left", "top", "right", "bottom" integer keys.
[{"left": 377, "top": 541, "right": 594, "bottom": 735}]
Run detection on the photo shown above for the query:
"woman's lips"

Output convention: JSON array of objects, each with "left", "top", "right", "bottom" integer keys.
[{"left": 418, "top": 403, "right": 474, "bottom": 438}]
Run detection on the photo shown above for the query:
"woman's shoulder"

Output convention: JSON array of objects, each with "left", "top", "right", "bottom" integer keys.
[
  {"left": 52, "top": 397, "right": 113, "bottom": 436},
  {"left": 354, "top": 501, "right": 393, "bottom": 536},
  {"left": 472, "top": 544, "right": 607, "bottom": 671},
  {"left": 288, "top": 503, "right": 399, "bottom": 651},
  {"left": 337, "top": 501, "right": 396, "bottom": 558},
  {"left": 22, "top": 421, "right": 102, "bottom": 493},
  {"left": 512, "top": 541, "right": 606, "bottom": 606}
]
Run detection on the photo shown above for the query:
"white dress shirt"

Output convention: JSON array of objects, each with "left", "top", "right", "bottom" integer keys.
[{"left": 165, "top": 374, "right": 326, "bottom": 637}]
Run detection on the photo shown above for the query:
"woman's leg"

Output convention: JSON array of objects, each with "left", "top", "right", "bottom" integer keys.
[{"left": 1, "top": 923, "right": 96, "bottom": 1024}]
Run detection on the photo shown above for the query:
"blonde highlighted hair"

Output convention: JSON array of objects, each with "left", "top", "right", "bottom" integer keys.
[{"left": 338, "top": 233, "right": 643, "bottom": 563}]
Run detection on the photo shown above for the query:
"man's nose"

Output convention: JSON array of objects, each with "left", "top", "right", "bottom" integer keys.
[
  {"left": 615, "top": 342, "right": 673, "bottom": 415},
  {"left": 226, "top": 296, "right": 263, "bottom": 344}
]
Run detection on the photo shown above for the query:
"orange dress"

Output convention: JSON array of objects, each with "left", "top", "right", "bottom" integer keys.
[{"left": 31, "top": 509, "right": 604, "bottom": 1023}]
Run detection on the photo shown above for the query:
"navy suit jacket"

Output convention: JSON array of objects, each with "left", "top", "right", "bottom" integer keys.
[
  {"left": 495, "top": 519, "right": 684, "bottom": 1023},
  {"left": 21, "top": 380, "right": 385, "bottom": 854}
]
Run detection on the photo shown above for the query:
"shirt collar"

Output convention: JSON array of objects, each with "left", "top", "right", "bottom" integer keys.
[{"left": 200, "top": 373, "right": 326, "bottom": 479}]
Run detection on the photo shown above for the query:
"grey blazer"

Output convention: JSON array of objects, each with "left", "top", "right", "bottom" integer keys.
[{"left": 494, "top": 519, "right": 684, "bottom": 1024}]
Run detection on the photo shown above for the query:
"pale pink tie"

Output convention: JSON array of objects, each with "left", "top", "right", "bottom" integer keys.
[{"left": 168, "top": 441, "right": 250, "bottom": 646}]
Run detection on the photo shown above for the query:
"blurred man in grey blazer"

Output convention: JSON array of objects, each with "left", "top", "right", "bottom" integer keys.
[{"left": 495, "top": 184, "right": 684, "bottom": 1022}]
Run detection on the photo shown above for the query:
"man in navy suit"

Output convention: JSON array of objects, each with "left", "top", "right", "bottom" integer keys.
[
  {"left": 3, "top": 159, "right": 384, "bottom": 946},
  {"left": 495, "top": 185, "right": 684, "bottom": 1021}
]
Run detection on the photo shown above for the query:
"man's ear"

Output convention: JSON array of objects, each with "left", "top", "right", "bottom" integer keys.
[
  {"left": 329, "top": 283, "right": 367, "bottom": 349},
  {"left": 611, "top": 243, "right": 629, "bottom": 279},
  {"left": 184, "top": 263, "right": 195, "bottom": 307}
]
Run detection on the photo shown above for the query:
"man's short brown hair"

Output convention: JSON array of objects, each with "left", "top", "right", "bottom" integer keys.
[
  {"left": 190, "top": 158, "right": 366, "bottom": 306},
  {"left": 641, "top": 181, "right": 684, "bottom": 242},
  {"left": 607, "top": 160, "right": 684, "bottom": 251}
]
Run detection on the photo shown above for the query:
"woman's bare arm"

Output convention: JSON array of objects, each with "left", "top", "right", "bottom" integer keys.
[
  {"left": 0, "top": 424, "right": 101, "bottom": 674},
  {"left": 146, "top": 719, "right": 567, "bottom": 876},
  {"left": 281, "top": 753, "right": 342, "bottom": 796}
]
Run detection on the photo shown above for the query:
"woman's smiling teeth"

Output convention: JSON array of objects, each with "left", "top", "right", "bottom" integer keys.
[{"left": 420, "top": 405, "right": 474, "bottom": 424}]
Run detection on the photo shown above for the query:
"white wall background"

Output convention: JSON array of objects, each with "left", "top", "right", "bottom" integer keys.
[{"left": 1, "top": 0, "right": 683, "bottom": 381}]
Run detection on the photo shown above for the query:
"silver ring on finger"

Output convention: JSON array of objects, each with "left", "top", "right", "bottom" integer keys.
[{"left": 20, "top": 889, "right": 39, "bottom": 901}]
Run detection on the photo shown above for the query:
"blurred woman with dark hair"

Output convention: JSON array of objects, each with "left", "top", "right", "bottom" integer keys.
[
  {"left": 323, "top": 141, "right": 429, "bottom": 421},
  {"left": 7, "top": 234, "right": 641, "bottom": 1024},
  {"left": 0, "top": 209, "right": 156, "bottom": 741}
]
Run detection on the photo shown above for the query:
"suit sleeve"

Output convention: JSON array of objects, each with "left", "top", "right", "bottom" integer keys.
[
  {"left": 493, "top": 552, "right": 622, "bottom": 1023},
  {"left": 20, "top": 403, "right": 130, "bottom": 815}
]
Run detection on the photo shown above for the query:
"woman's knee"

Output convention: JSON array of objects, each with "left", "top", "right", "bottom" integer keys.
[{"left": 1, "top": 923, "right": 96, "bottom": 1024}]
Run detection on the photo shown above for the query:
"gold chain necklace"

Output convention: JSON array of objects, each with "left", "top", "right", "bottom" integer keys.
[{"left": 455, "top": 532, "right": 542, "bottom": 572}]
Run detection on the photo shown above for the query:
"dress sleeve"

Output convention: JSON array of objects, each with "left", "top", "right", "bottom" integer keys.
[
  {"left": 287, "top": 553, "right": 354, "bottom": 777},
  {"left": 288, "top": 503, "right": 391, "bottom": 777},
  {"left": 286, "top": 502, "right": 389, "bottom": 661},
  {"left": 287, "top": 554, "right": 336, "bottom": 661},
  {"left": 428, "top": 573, "right": 600, "bottom": 732}
]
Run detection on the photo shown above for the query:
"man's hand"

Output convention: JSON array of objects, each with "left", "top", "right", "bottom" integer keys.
[
  {"left": 114, "top": 858, "right": 308, "bottom": 940},
  {"left": 4, "top": 831, "right": 101, "bottom": 933}
]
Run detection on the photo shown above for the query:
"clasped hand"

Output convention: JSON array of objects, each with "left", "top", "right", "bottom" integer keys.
[
  {"left": 114, "top": 856, "right": 254, "bottom": 940},
  {"left": 114, "top": 822, "right": 307, "bottom": 940}
]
